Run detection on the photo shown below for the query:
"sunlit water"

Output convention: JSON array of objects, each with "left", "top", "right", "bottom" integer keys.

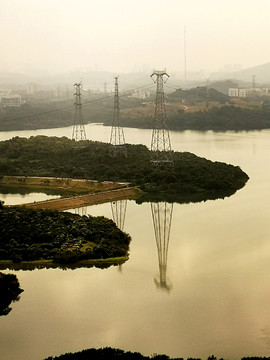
[{"left": 1, "top": 125, "right": 270, "bottom": 360}]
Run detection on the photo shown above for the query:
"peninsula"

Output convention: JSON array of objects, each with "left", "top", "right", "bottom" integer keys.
[{"left": 0, "top": 135, "right": 249, "bottom": 204}]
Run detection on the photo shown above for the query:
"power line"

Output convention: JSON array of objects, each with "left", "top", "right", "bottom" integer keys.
[{"left": 0, "top": 83, "right": 155, "bottom": 123}]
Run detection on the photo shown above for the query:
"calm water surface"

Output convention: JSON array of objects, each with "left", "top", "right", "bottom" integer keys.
[{"left": 1, "top": 125, "right": 270, "bottom": 360}]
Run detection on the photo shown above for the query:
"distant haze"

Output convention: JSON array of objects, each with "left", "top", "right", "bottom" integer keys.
[{"left": 1, "top": 0, "right": 270, "bottom": 76}]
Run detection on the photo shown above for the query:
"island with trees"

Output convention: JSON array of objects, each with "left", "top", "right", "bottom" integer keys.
[
  {"left": 0, "top": 206, "right": 131, "bottom": 268},
  {"left": 0, "top": 135, "right": 249, "bottom": 203}
]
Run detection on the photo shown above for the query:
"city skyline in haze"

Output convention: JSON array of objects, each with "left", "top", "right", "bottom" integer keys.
[{"left": 1, "top": 0, "right": 270, "bottom": 76}]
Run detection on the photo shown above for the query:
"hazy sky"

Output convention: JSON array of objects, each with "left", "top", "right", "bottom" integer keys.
[{"left": 1, "top": 0, "right": 270, "bottom": 75}]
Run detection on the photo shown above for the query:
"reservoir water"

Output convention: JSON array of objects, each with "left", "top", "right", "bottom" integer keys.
[{"left": 1, "top": 124, "right": 270, "bottom": 360}]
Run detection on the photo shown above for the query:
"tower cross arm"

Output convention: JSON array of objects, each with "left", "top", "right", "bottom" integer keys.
[{"left": 151, "top": 69, "right": 169, "bottom": 82}]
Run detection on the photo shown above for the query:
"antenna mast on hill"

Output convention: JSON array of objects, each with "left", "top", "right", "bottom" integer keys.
[
  {"left": 184, "top": 26, "right": 187, "bottom": 81},
  {"left": 109, "top": 76, "right": 127, "bottom": 157},
  {"left": 72, "top": 82, "right": 87, "bottom": 141},
  {"left": 252, "top": 74, "right": 256, "bottom": 89},
  {"left": 150, "top": 69, "right": 173, "bottom": 166}
]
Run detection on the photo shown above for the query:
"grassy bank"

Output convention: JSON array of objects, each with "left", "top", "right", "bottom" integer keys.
[
  {"left": 0, "top": 175, "right": 140, "bottom": 209},
  {"left": 0, "top": 175, "right": 129, "bottom": 194}
]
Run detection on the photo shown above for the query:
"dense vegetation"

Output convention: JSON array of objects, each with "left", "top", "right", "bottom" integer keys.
[
  {"left": 43, "top": 347, "right": 180, "bottom": 360},
  {"left": 42, "top": 347, "right": 270, "bottom": 360},
  {"left": 121, "top": 105, "right": 270, "bottom": 131},
  {"left": 167, "top": 106, "right": 270, "bottom": 131},
  {"left": 0, "top": 95, "right": 142, "bottom": 131},
  {"left": 0, "top": 136, "right": 249, "bottom": 202},
  {"left": 0, "top": 100, "right": 75, "bottom": 131},
  {"left": 0, "top": 272, "right": 23, "bottom": 316},
  {"left": 0, "top": 207, "right": 131, "bottom": 264},
  {"left": 167, "top": 86, "right": 229, "bottom": 104}
]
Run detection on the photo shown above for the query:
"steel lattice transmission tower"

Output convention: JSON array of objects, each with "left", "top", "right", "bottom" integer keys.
[
  {"left": 109, "top": 76, "right": 127, "bottom": 157},
  {"left": 72, "top": 82, "right": 87, "bottom": 141},
  {"left": 151, "top": 202, "right": 173, "bottom": 292},
  {"left": 150, "top": 69, "right": 173, "bottom": 165}
]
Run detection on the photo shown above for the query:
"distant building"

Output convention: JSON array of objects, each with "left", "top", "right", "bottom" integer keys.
[
  {"left": 0, "top": 93, "right": 22, "bottom": 107},
  {"left": 27, "top": 83, "right": 38, "bottom": 95},
  {"left": 228, "top": 88, "right": 239, "bottom": 97},
  {"left": 130, "top": 89, "right": 150, "bottom": 99},
  {"left": 228, "top": 87, "right": 270, "bottom": 98}
]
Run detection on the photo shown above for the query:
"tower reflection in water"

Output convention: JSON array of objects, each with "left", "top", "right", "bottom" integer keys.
[
  {"left": 151, "top": 202, "right": 173, "bottom": 292},
  {"left": 111, "top": 200, "right": 127, "bottom": 231},
  {"left": 74, "top": 206, "right": 87, "bottom": 217},
  {"left": 111, "top": 200, "right": 128, "bottom": 272}
]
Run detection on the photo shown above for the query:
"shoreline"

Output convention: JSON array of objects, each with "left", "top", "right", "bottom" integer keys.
[
  {"left": 0, "top": 175, "right": 141, "bottom": 210},
  {"left": 0, "top": 256, "right": 129, "bottom": 271},
  {"left": 23, "top": 186, "right": 141, "bottom": 210}
]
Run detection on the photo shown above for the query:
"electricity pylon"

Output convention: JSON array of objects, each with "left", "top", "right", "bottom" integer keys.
[
  {"left": 151, "top": 202, "right": 173, "bottom": 292},
  {"left": 109, "top": 76, "right": 127, "bottom": 157},
  {"left": 150, "top": 69, "right": 173, "bottom": 165},
  {"left": 72, "top": 82, "right": 87, "bottom": 141}
]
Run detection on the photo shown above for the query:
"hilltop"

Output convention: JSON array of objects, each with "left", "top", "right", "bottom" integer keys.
[{"left": 167, "top": 86, "right": 229, "bottom": 104}]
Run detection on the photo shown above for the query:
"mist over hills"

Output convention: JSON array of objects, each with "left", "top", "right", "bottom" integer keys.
[
  {"left": 0, "top": 70, "right": 159, "bottom": 92},
  {"left": 229, "top": 62, "right": 270, "bottom": 84},
  {"left": 1, "top": 61, "right": 270, "bottom": 94}
]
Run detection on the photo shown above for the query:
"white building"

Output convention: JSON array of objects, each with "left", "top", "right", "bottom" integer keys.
[
  {"left": 228, "top": 87, "right": 269, "bottom": 98},
  {"left": 130, "top": 89, "right": 150, "bottom": 99},
  {"left": 228, "top": 88, "right": 239, "bottom": 97}
]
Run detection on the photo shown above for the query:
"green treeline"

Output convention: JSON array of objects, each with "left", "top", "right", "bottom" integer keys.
[
  {"left": 122, "top": 106, "right": 270, "bottom": 131},
  {"left": 2, "top": 94, "right": 270, "bottom": 132},
  {"left": 167, "top": 106, "right": 270, "bottom": 131},
  {"left": 0, "top": 95, "right": 142, "bottom": 131},
  {"left": 0, "top": 207, "right": 131, "bottom": 263},
  {"left": 42, "top": 347, "right": 270, "bottom": 360},
  {"left": 43, "top": 347, "right": 177, "bottom": 360},
  {"left": 0, "top": 136, "right": 249, "bottom": 202},
  {"left": 0, "top": 100, "right": 75, "bottom": 131},
  {"left": 0, "top": 272, "right": 23, "bottom": 316},
  {"left": 1, "top": 93, "right": 270, "bottom": 132}
]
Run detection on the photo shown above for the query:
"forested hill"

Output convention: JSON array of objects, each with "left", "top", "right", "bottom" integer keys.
[
  {"left": 42, "top": 347, "right": 270, "bottom": 360},
  {"left": 167, "top": 86, "right": 229, "bottom": 103},
  {"left": 0, "top": 136, "right": 249, "bottom": 203}
]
